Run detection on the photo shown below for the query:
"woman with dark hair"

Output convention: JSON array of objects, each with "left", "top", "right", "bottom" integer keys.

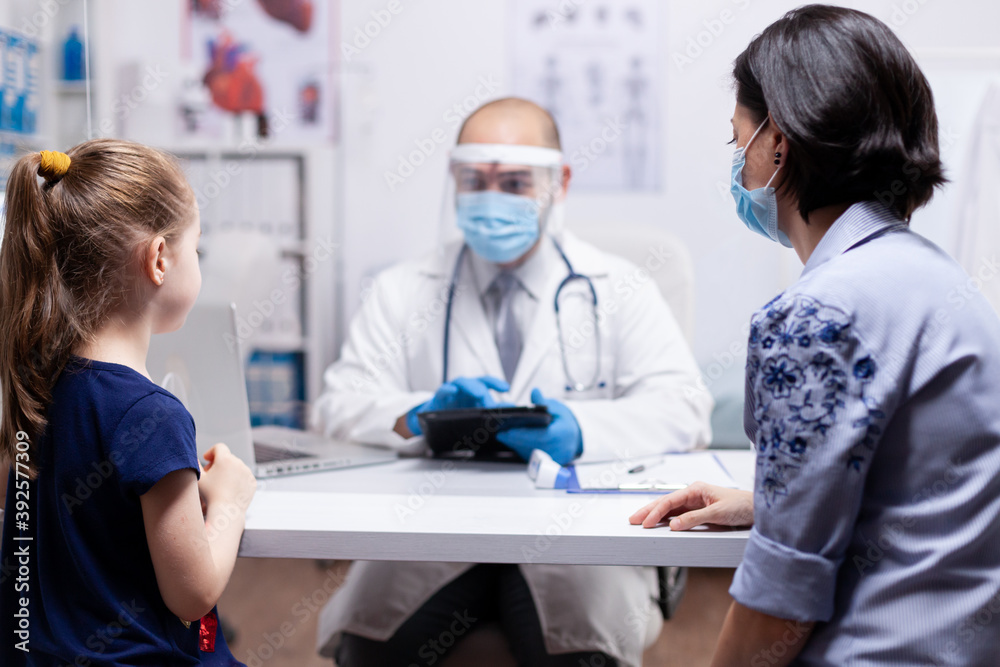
[{"left": 632, "top": 5, "right": 1000, "bottom": 666}]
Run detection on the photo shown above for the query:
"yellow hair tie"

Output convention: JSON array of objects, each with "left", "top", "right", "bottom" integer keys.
[{"left": 38, "top": 150, "right": 71, "bottom": 181}]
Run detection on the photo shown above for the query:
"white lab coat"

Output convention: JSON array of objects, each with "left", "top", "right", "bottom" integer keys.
[{"left": 312, "top": 232, "right": 713, "bottom": 666}]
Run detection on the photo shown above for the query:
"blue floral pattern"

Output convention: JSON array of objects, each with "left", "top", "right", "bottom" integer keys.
[{"left": 746, "top": 295, "right": 885, "bottom": 508}]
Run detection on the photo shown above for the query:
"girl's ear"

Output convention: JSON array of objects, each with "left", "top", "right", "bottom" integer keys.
[{"left": 145, "top": 236, "right": 168, "bottom": 286}]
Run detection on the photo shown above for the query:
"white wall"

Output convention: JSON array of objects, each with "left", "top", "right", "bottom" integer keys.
[
  {"left": 11, "top": 0, "right": 1000, "bottom": 374},
  {"left": 339, "top": 0, "right": 1000, "bottom": 371}
]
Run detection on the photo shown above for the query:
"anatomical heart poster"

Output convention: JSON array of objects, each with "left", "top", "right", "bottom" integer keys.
[{"left": 181, "top": 0, "right": 338, "bottom": 143}]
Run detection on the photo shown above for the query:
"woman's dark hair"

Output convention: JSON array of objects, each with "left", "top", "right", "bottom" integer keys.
[
  {"left": 733, "top": 4, "right": 946, "bottom": 221},
  {"left": 0, "top": 139, "right": 194, "bottom": 475}
]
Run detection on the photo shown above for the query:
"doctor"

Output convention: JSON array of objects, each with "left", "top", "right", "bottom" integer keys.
[{"left": 312, "top": 97, "right": 713, "bottom": 666}]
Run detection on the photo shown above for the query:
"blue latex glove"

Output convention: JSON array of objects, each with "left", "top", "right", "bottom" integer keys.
[
  {"left": 497, "top": 388, "right": 583, "bottom": 465},
  {"left": 406, "top": 376, "right": 510, "bottom": 436}
]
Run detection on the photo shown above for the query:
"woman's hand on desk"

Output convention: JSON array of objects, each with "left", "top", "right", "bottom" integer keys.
[{"left": 629, "top": 482, "right": 754, "bottom": 531}]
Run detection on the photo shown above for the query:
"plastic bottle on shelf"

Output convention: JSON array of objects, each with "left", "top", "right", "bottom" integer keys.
[{"left": 62, "top": 27, "right": 84, "bottom": 81}]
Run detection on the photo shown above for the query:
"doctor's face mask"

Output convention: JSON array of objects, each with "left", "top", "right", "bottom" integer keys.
[{"left": 448, "top": 143, "right": 563, "bottom": 264}]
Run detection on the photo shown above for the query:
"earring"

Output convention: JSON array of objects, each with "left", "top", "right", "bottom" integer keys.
[{"left": 774, "top": 151, "right": 782, "bottom": 165}]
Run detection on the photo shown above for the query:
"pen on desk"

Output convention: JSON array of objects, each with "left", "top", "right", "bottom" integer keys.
[
  {"left": 618, "top": 482, "right": 688, "bottom": 491},
  {"left": 627, "top": 457, "right": 665, "bottom": 474}
]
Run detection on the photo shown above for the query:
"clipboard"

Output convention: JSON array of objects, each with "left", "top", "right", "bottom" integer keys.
[{"left": 564, "top": 452, "right": 738, "bottom": 494}]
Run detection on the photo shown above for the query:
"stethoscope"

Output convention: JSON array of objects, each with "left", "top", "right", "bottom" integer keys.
[{"left": 442, "top": 237, "right": 605, "bottom": 393}]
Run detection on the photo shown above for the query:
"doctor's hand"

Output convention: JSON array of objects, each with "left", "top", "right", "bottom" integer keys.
[
  {"left": 497, "top": 388, "right": 582, "bottom": 466},
  {"left": 404, "top": 376, "right": 511, "bottom": 437},
  {"left": 629, "top": 482, "right": 754, "bottom": 531}
]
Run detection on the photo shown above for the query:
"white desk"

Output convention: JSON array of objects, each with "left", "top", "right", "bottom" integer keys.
[{"left": 239, "top": 450, "right": 755, "bottom": 567}]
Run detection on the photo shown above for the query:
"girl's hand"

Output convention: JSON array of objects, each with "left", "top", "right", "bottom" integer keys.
[
  {"left": 629, "top": 482, "right": 754, "bottom": 531},
  {"left": 198, "top": 443, "right": 256, "bottom": 512}
]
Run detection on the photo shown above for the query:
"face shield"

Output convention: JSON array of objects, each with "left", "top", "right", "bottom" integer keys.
[{"left": 439, "top": 143, "right": 565, "bottom": 263}]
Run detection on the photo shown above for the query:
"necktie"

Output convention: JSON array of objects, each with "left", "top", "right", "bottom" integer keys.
[{"left": 492, "top": 271, "right": 522, "bottom": 383}]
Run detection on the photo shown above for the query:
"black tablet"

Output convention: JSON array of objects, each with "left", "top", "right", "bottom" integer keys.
[{"left": 418, "top": 406, "right": 552, "bottom": 461}]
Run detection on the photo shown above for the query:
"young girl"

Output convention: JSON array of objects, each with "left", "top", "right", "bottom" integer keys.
[{"left": 0, "top": 139, "right": 256, "bottom": 665}]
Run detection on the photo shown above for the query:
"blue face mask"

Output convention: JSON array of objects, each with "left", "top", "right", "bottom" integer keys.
[
  {"left": 731, "top": 118, "right": 793, "bottom": 248},
  {"left": 456, "top": 191, "right": 541, "bottom": 264}
]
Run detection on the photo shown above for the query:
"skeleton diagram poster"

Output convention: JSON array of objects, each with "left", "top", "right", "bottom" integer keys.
[{"left": 510, "top": 0, "right": 661, "bottom": 192}]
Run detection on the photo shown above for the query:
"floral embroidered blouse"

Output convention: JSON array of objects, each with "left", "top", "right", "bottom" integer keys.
[{"left": 730, "top": 201, "right": 1000, "bottom": 666}]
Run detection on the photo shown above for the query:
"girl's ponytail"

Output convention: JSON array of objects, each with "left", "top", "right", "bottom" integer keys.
[
  {"left": 0, "top": 140, "right": 194, "bottom": 475},
  {"left": 0, "top": 153, "right": 82, "bottom": 472}
]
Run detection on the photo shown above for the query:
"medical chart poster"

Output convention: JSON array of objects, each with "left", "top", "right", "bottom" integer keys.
[
  {"left": 180, "top": 0, "right": 338, "bottom": 143},
  {"left": 510, "top": 0, "right": 662, "bottom": 192}
]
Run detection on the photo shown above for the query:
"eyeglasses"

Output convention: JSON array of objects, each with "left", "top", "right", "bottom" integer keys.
[{"left": 452, "top": 163, "right": 542, "bottom": 196}]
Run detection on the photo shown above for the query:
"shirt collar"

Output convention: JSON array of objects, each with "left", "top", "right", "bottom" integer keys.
[
  {"left": 802, "top": 201, "right": 907, "bottom": 276},
  {"left": 467, "top": 238, "right": 558, "bottom": 301}
]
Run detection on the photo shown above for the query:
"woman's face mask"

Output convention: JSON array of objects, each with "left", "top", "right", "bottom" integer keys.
[{"left": 730, "top": 117, "right": 792, "bottom": 248}]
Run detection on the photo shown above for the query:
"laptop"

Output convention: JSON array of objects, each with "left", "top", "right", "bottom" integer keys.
[{"left": 146, "top": 302, "right": 397, "bottom": 478}]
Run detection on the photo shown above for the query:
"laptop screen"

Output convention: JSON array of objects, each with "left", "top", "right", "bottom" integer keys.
[{"left": 146, "top": 302, "right": 256, "bottom": 468}]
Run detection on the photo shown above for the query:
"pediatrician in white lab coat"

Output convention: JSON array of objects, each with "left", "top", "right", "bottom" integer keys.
[{"left": 312, "top": 97, "right": 713, "bottom": 667}]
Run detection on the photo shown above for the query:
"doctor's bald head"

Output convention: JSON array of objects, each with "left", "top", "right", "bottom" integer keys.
[{"left": 457, "top": 97, "right": 562, "bottom": 150}]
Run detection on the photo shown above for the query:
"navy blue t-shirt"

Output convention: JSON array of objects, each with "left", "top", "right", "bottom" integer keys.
[{"left": 0, "top": 357, "right": 244, "bottom": 666}]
